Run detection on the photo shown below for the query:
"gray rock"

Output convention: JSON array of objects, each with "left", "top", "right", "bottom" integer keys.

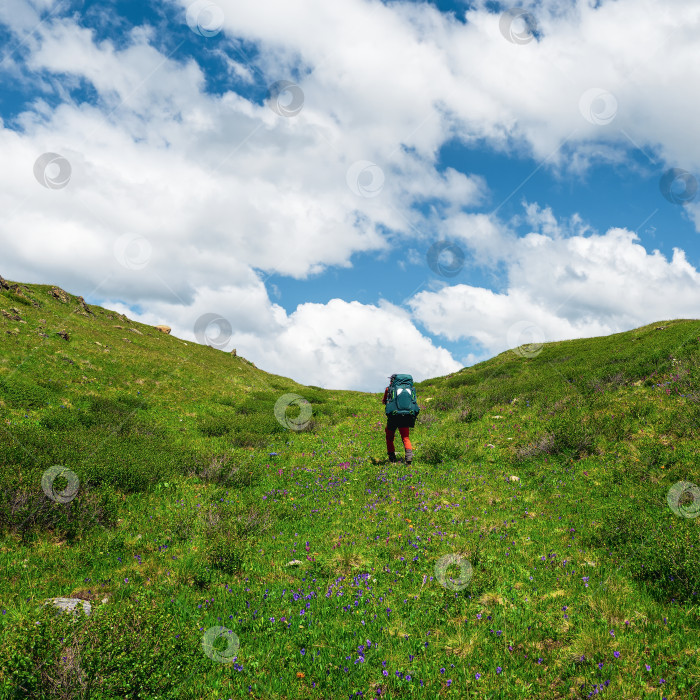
[{"left": 42, "top": 597, "right": 92, "bottom": 618}]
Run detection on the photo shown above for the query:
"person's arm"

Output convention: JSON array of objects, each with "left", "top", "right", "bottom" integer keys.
[{"left": 382, "top": 387, "right": 388, "bottom": 405}]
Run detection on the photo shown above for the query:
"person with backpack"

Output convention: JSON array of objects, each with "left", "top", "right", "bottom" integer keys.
[{"left": 382, "top": 373, "right": 420, "bottom": 464}]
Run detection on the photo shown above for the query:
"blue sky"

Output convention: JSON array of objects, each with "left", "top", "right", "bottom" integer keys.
[{"left": 1, "top": 0, "right": 699, "bottom": 391}]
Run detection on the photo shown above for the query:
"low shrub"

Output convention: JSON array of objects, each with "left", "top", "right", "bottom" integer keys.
[
  {"left": 582, "top": 504, "right": 700, "bottom": 604},
  {"left": 0, "top": 475, "right": 120, "bottom": 544},
  {"left": 419, "top": 435, "right": 465, "bottom": 465},
  {"left": 430, "top": 391, "right": 462, "bottom": 411},
  {"left": 39, "top": 408, "right": 80, "bottom": 431},
  {"left": 0, "top": 377, "right": 52, "bottom": 409},
  {"left": 206, "top": 535, "right": 245, "bottom": 575},
  {"left": 0, "top": 589, "right": 208, "bottom": 698},
  {"left": 547, "top": 409, "right": 595, "bottom": 458},
  {"left": 514, "top": 432, "right": 555, "bottom": 461},
  {"left": 197, "top": 414, "right": 232, "bottom": 437},
  {"left": 456, "top": 407, "right": 479, "bottom": 423}
]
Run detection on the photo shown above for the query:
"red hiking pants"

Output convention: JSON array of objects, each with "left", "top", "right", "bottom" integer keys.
[{"left": 385, "top": 426, "right": 412, "bottom": 453}]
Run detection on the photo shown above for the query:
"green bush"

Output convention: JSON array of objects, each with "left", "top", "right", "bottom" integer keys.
[
  {"left": 0, "top": 476, "right": 120, "bottom": 543},
  {"left": 76, "top": 394, "right": 149, "bottom": 434},
  {"left": 224, "top": 412, "right": 286, "bottom": 448},
  {"left": 215, "top": 395, "right": 238, "bottom": 408},
  {"left": 191, "top": 453, "right": 262, "bottom": 489},
  {"left": 206, "top": 534, "right": 244, "bottom": 574},
  {"left": 635, "top": 437, "right": 679, "bottom": 470},
  {"left": 419, "top": 435, "right": 465, "bottom": 465},
  {"left": 39, "top": 408, "right": 80, "bottom": 431},
  {"left": 627, "top": 525, "right": 700, "bottom": 604},
  {"left": 297, "top": 388, "right": 327, "bottom": 404},
  {"left": 229, "top": 431, "right": 265, "bottom": 448},
  {"left": 445, "top": 373, "right": 478, "bottom": 389},
  {"left": 585, "top": 504, "right": 700, "bottom": 604},
  {"left": 0, "top": 289, "right": 34, "bottom": 307},
  {"left": 168, "top": 509, "right": 197, "bottom": 544},
  {"left": 0, "top": 590, "right": 208, "bottom": 698},
  {"left": 86, "top": 433, "right": 182, "bottom": 493},
  {"left": 314, "top": 403, "right": 353, "bottom": 425},
  {"left": 250, "top": 390, "right": 274, "bottom": 401},
  {"left": 0, "top": 377, "right": 52, "bottom": 409},
  {"left": 431, "top": 391, "right": 462, "bottom": 411},
  {"left": 197, "top": 414, "right": 232, "bottom": 437},
  {"left": 456, "top": 407, "right": 479, "bottom": 423},
  {"left": 547, "top": 408, "right": 595, "bottom": 457}
]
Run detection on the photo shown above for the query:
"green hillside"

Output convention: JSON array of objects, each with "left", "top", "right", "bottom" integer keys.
[{"left": 0, "top": 275, "right": 698, "bottom": 699}]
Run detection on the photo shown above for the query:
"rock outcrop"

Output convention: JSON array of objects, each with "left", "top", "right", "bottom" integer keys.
[
  {"left": 42, "top": 597, "right": 93, "bottom": 618},
  {"left": 0, "top": 276, "right": 41, "bottom": 307},
  {"left": 74, "top": 295, "right": 93, "bottom": 316},
  {"left": 50, "top": 287, "right": 70, "bottom": 303}
]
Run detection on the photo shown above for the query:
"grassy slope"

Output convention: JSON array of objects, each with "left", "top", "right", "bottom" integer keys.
[{"left": 0, "top": 277, "right": 699, "bottom": 699}]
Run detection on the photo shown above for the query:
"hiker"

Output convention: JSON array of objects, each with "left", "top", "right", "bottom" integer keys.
[{"left": 382, "top": 374, "right": 420, "bottom": 464}]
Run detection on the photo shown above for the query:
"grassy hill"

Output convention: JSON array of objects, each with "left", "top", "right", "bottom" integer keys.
[{"left": 0, "top": 275, "right": 698, "bottom": 699}]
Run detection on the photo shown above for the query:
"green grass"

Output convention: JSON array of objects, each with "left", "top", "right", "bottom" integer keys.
[{"left": 0, "top": 279, "right": 699, "bottom": 698}]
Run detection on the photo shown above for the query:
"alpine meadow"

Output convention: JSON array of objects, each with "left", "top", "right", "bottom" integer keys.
[{"left": 0, "top": 279, "right": 698, "bottom": 699}]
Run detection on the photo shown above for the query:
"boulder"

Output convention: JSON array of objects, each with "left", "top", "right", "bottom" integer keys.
[
  {"left": 230, "top": 348, "right": 237, "bottom": 356},
  {"left": 74, "top": 295, "right": 93, "bottom": 316},
  {"left": 155, "top": 325, "right": 171, "bottom": 334},
  {"left": 1, "top": 309, "right": 21, "bottom": 321},
  {"left": 42, "top": 597, "right": 92, "bottom": 618},
  {"left": 50, "top": 287, "right": 70, "bottom": 303}
]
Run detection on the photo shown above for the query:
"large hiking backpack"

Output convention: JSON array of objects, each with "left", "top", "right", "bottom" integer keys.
[{"left": 385, "top": 374, "right": 420, "bottom": 417}]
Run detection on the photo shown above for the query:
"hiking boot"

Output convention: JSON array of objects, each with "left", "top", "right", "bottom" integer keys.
[
  {"left": 405, "top": 449, "right": 413, "bottom": 465},
  {"left": 388, "top": 452, "right": 397, "bottom": 463}
]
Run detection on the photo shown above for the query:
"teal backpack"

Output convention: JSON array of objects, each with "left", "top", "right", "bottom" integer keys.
[{"left": 385, "top": 374, "right": 420, "bottom": 417}]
